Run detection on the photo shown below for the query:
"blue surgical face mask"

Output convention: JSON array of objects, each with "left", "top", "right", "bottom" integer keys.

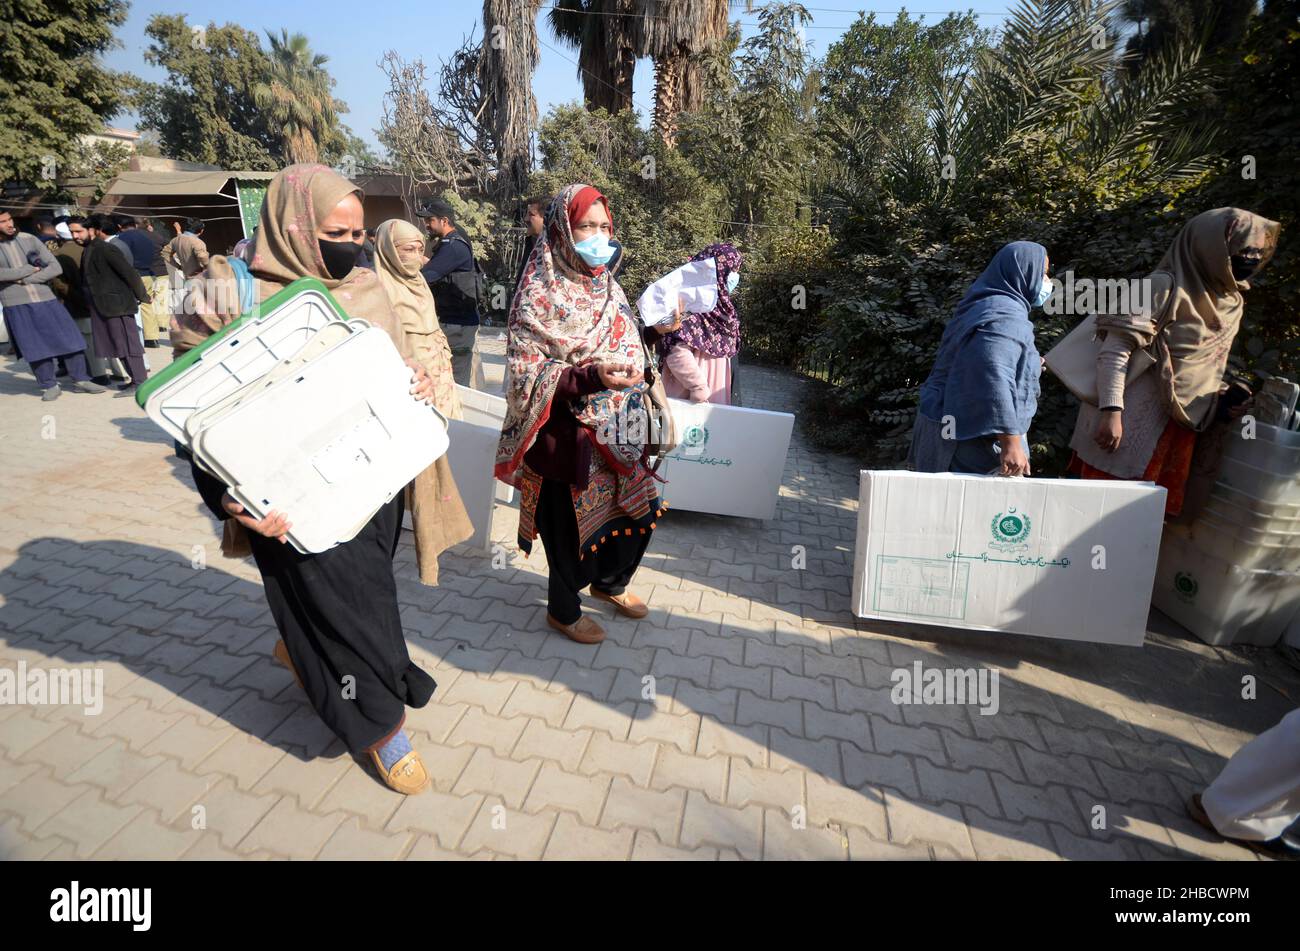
[
  {"left": 725, "top": 271, "right": 740, "bottom": 294},
  {"left": 573, "top": 232, "right": 615, "bottom": 267},
  {"left": 1033, "top": 275, "right": 1053, "bottom": 309}
]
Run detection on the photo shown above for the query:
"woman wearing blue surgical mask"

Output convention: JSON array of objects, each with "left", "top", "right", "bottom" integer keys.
[
  {"left": 497, "top": 184, "right": 679, "bottom": 645},
  {"left": 909, "top": 241, "right": 1049, "bottom": 476},
  {"left": 657, "top": 243, "right": 743, "bottom": 405}
]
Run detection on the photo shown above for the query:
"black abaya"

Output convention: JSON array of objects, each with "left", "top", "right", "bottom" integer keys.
[{"left": 186, "top": 453, "right": 435, "bottom": 752}]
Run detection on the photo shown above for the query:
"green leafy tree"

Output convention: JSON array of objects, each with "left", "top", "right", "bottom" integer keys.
[
  {"left": 253, "top": 29, "right": 348, "bottom": 165},
  {"left": 136, "top": 15, "right": 279, "bottom": 169},
  {"left": 530, "top": 103, "right": 727, "bottom": 300},
  {"left": 0, "top": 0, "right": 135, "bottom": 184},
  {"left": 679, "top": 2, "right": 816, "bottom": 231},
  {"left": 815, "top": 11, "right": 989, "bottom": 238}
]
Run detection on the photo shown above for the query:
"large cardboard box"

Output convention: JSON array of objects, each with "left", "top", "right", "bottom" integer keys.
[
  {"left": 657, "top": 399, "right": 794, "bottom": 520},
  {"left": 851, "top": 471, "right": 1167, "bottom": 646}
]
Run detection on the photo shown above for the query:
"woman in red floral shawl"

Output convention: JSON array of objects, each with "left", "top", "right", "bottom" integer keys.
[{"left": 496, "top": 184, "right": 680, "bottom": 644}]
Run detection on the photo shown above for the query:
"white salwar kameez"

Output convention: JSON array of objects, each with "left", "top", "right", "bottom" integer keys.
[{"left": 1202, "top": 708, "right": 1300, "bottom": 841}]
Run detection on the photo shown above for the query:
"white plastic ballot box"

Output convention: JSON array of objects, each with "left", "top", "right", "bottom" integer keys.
[
  {"left": 445, "top": 416, "right": 502, "bottom": 552},
  {"left": 136, "top": 279, "right": 449, "bottom": 555},
  {"left": 404, "top": 385, "right": 511, "bottom": 551},
  {"left": 656, "top": 399, "right": 794, "bottom": 520},
  {"left": 142, "top": 283, "right": 352, "bottom": 444},
  {"left": 457, "top": 385, "right": 514, "bottom": 505},
  {"left": 850, "top": 471, "right": 1167, "bottom": 646},
  {"left": 194, "top": 326, "right": 449, "bottom": 554}
]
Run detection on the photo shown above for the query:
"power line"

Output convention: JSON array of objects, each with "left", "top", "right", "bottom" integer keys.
[{"left": 536, "top": 33, "right": 658, "bottom": 116}]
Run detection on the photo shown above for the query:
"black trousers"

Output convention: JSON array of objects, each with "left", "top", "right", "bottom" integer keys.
[
  {"left": 534, "top": 477, "right": 651, "bottom": 625},
  {"left": 186, "top": 453, "right": 435, "bottom": 753},
  {"left": 245, "top": 492, "right": 436, "bottom": 752}
]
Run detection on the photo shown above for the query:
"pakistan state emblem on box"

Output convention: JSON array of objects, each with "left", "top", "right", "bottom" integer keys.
[
  {"left": 989, "top": 508, "right": 1031, "bottom": 552},
  {"left": 682, "top": 424, "right": 708, "bottom": 455}
]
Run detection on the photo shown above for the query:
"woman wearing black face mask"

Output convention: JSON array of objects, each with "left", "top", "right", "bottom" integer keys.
[
  {"left": 318, "top": 233, "right": 362, "bottom": 278},
  {"left": 1067, "top": 207, "right": 1281, "bottom": 517},
  {"left": 169, "top": 164, "right": 470, "bottom": 796}
]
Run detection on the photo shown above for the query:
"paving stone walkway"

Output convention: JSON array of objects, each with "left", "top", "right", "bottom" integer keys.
[{"left": 1, "top": 347, "right": 1297, "bottom": 860}]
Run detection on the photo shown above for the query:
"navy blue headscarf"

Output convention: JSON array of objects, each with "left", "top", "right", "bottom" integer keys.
[{"left": 917, "top": 241, "right": 1046, "bottom": 440}]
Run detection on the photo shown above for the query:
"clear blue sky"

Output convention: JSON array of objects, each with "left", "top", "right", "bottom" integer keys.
[{"left": 103, "top": 1, "right": 1013, "bottom": 155}]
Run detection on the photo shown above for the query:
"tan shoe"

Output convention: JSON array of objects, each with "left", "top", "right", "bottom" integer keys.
[
  {"left": 589, "top": 588, "right": 648, "bottom": 619},
  {"left": 546, "top": 613, "right": 606, "bottom": 644},
  {"left": 369, "top": 748, "right": 431, "bottom": 795},
  {"left": 272, "top": 639, "right": 305, "bottom": 691}
]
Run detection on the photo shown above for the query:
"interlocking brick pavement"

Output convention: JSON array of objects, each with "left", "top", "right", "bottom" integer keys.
[{"left": 1, "top": 348, "right": 1297, "bottom": 860}]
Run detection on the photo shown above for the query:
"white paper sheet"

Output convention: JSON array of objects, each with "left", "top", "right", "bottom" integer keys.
[{"left": 637, "top": 258, "right": 720, "bottom": 326}]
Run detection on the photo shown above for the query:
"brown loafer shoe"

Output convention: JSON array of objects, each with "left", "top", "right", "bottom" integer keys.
[
  {"left": 546, "top": 612, "right": 606, "bottom": 644},
  {"left": 273, "top": 639, "right": 305, "bottom": 691},
  {"left": 369, "top": 748, "right": 430, "bottom": 795},
  {"left": 589, "top": 588, "right": 648, "bottom": 619}
]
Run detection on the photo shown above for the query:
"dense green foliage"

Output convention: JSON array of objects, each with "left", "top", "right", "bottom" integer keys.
[
  {"left": 0, "top": 0, "right": 133, "bottom": 184},
  {"left": 529, "top": 104, "right": 728, "bottom": 302},
  {"left": 723, "top": 0, "right": 1299, "bottom": 471},
  {"left": 136, "top": 15, "right": 282, "bottom": 170},
  {"left": 137, "top": 16, "right": 364, "bottom": 171}
]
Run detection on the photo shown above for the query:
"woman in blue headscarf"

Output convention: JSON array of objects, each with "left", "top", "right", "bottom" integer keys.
[{"left": 908, "top": 241, "right": 1051, "bottom": 476}]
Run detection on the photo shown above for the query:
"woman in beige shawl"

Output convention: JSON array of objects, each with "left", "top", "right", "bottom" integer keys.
[
  {"left": 373, "top": 218, "right": 462, "bottom": 421},
  {"left": 1068, "top": 208, "right": 1281, "bottom": 516},
  {"left": 173, "top": 164, "right": 470, "bottom": 795}
]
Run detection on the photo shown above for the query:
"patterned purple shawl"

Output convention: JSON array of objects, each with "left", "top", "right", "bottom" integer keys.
[{"left": 656, "top": 243, "right": 742, "bottom": 359}]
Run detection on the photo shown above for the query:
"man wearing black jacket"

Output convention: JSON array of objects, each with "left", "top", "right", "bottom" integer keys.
[
  {"left": 420, "top": 200, "right": 480, "bottom": 385},
  {"left": 73, "top": 214, "right": 151, "bottom": 393}
]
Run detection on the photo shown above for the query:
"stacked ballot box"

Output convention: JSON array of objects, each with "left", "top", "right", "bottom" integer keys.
[
  {"left": 1154, "top": 421, "right": 1300, "bottom": 646},
  {"left": 851, "top": 471, "right": 1167, "bottom": 646},
  {"left": 438, "top": 385, "right": 513, "bottom": 553},
  {"left": 436, "top": 388, "right": 796, "bottom": 552},
  {"left": 137, "top": 278, "right": 449, "bottom": 554}
]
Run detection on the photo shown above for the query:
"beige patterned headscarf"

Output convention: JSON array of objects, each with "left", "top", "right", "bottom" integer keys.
[
  {"left": 180, "top": 164, "right": 471, "bottom": 581},
  {"left": 1097, "top": 207, "right": 1281, "bottom": 430},
  {"left": 247, "top": 164, "right": 393, "bottom": 325}
]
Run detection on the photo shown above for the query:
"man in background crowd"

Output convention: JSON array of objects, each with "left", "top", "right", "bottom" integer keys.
[
  {"left": 74, "top": 214, "right": 151, "bottom": 395},
  {"left": 165, "top": 217, "right": 209, "bottom": 278},
  {"left": 513, "top": 195, "right": 546, "bottom": 295},
  {"left": 34, "top": 218, "right": 60, "bottom": 249},
  {"left": 47, "top": 216, "right": 115, "bottom": 384},
  {"left": 0, "top": 210, "right": 105, "bottom": 400},
  {"left": 113, "top": 215, "right": 168, "bottom": 348},
  {"left": 420, "top": 199, "right": 480, "bottom": 385}
]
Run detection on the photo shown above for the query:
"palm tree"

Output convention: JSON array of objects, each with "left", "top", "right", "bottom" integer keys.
[
  {"left": 1118, "top": 0, "right": 1257, "bottom": 68},
  {"left": 253, "top": 29, "right": 345, "bottom": 165},
  {"left": 548, "top": 0, "right": 639, "bottom": 113},
  {"left": 632, "top": 0, "right": 732, "bottom": 146},
  {"left": 481, "top": 0, "right": 545, "bottom": 201}
]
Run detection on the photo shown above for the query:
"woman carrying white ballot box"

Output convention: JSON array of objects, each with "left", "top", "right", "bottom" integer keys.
[
  {"left": 170, "top": 164, "right": 471, "bottom": 796},
  {"left": 640, "top": 243, "right": 743, "bottom": 405}
]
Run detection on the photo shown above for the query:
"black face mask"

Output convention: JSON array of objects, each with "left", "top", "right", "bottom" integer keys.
[
  {"left": 318, "top": 237, "right": 360, "bottom": 279},
  {"left": 1230, "top": 254, "right": 1262, "bottom": 281}
]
